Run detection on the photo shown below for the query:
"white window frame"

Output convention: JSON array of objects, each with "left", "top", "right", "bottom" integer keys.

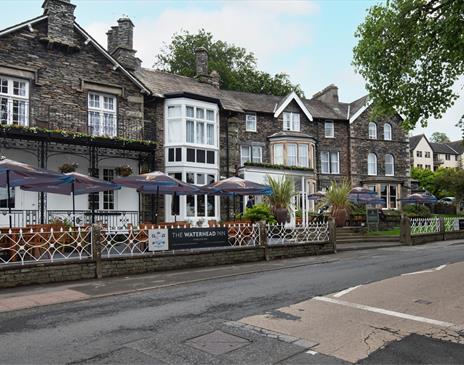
[
  {"left": 384, "top": 123, "right": 392, "bottom": 140},
  {"left": 368, "top": 122, "right": 377, "bottom": 139},
  {"left": 0, "top": 75, "right": 29, "bottom": 126},
  {"left": 241, "top": 145, "right": 263, "bottom": 166},
  {"left": 324, "top": 120, "right": 334, "bottom": 138},
  {"left": 298, "top": 144, "right": 309, "bottom": 167},
  {"left": 273, "top": 144, "right": 284, "bottom": 165},
  {"left": 385, "top": 154, "right": 394, "bottom": 176},
  {"left": 368, "top": 153, "right": 377, "bottom": 176},
  {"left": 245, "top": 113, "right": 257, "bottom": 132},
  {"left": 88, "top": 92, "right": 117, "bottom": 137},
  {"left": 320, "top": 151, "right": 339, "bottom": 174},
  {"left": 283, "top": 112, "right": 300, "bottom": 132}
]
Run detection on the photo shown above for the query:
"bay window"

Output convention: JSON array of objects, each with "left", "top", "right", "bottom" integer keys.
[
  {"left": 298, "top": 144, "right": 308, "bottom": 167},
  {"left": 0, "top": 76, "right": 29, "bottom": 126},
  {"left": 283, "top": 112, "right": 300, "bottom": 132},
  {"left": 287, "top": 144, "right": 297, "bottom": 166},
  {"left": 273, "top": 144, "right": 284, "bottom": 165},
  {"left": 88, "top": 92, "right": 117, "bottom": 137}
]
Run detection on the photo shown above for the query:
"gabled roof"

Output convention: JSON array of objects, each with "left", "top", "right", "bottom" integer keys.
[
  {"left": 0, "top": 15, "right": 48, "bottom": 37},
  {"left": 273, "top": 91, "right": 313, "bottom": 121},
  {"left": 446, "top": 140, "right": 464, "bottom": 154},
  {"left": 409, "top": 134, "right": 426, "bottom": 150},
  {"left": 0, "top": 14, "right": 150, "bottom": 95},
  {"left": 348, "top": 95, "right": 370, "bottom": 123},
  {"left": 430, "top": 142, "right": 459, "bottom": 155}
]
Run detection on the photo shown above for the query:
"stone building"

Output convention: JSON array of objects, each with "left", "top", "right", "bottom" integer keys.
[{"left": 0, "top": 0, "right": 411, "bottom": 227}]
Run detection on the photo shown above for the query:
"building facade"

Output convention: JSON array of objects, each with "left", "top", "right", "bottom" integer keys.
[
  {"left": 409, "top": 134, "right": 463, "bottom": 171},
  {"left": 0, "top": 0, "right": 412, "bottom": 227}
]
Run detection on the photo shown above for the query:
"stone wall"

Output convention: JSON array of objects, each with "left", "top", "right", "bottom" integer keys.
[
  {"left": 350, "top": 108, "right": 410, "bottom": 197},
  {"left": 0, "top": 241, "right": 335, "bottom": 288},
  {"left": 0, "top": 19, "right": 146, "bottom": 139}
]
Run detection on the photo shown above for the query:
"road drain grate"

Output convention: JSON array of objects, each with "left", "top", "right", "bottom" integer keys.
[{"left": 185, "top": 330, "right": 250, "bottom": 355}]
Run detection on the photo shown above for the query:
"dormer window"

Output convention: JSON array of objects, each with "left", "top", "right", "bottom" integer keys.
[
  {"left": 245, "top": 113, "right": 257, "bottom": 132},
  {"left": 283, "top": 112, "right": 300, "bottom": 132}
]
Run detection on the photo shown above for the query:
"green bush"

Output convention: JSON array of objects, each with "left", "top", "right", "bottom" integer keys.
[
  {"left": 243, "top": 203, "right": 277, "bottom": 224},
  {"left": 402, "top": 204, "right": 432, "bottom": 218}
]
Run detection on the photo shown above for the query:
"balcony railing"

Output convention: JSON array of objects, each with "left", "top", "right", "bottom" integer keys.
[
  {"left": 0, "top": 209, "right": 140, "bottom": 230},
  {"left": 1, "top": 102, "right": 154, "bottom": 142}
]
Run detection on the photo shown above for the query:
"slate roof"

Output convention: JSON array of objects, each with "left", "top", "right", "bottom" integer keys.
[
  {"left": 268, "top": 131, "right": 316, "bottom": 140},
  {"left": 447, "top": 140, "right": 464, "bottom": 154},
  {"left": 136, "top": 68, "right": 359, "bottom": 120},
  {"left": 409, "top": 134, "right": 425, "bottom": 150},
  {"left": 430, "top": 142, "right": 459, "bottom": 155},
  {"left": 349, "top": 95, "right": 369, "bottom": 118}
]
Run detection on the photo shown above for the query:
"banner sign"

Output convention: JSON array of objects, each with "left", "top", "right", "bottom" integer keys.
[
  {"left": 168, "top": 227, "right": 229, "bottom": 250},
  {"left": 366, "top": 208, "right": 379, "bottom": 223},
  {"left": 148, "top": 229, "right": 169, "bottom": 251}
]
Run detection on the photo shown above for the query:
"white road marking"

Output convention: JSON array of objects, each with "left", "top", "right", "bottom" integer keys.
[
  {"left": 333, "top": 285, "right": 362, "bottom": 298},
  {"left": 313, "top": 296, "right": 460, "bottom": 330},
  {"left": 306, "top": 350, "right": 318, "bottom": 355},
  {"left": 401, "top": 264, "right": 447, "bottom": 276}
]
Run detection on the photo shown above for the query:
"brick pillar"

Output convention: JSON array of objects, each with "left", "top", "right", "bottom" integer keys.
[
  {"left": 438, "top": 217, "right": 445, "bottom": 241},
  {"left": 400, "top": 215, "right": 412, "bottom": 245},
  {"left": 328, "top": 217, "right": 336, "bottom": 253},
  {"left": 257, "top": 221, "right": 269, "bottom": 261}
]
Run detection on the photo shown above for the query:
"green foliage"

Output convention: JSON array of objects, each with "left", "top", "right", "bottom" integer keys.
[
  {"left": 244, "top": 161, "right": 313, "bottom": 172},
  {"left": 155, "top": 29, "right": 304, "bottom": 97},
  {"left": 411, "top": 167, "right": 439, "bottom": 195},
  {"left": 265, "top": 175, "right": 296, "bottom": 211},
  {"left": 320, "top": 179, "right": 353, "bottom": 212},
  {"left": 350, "top": 204, "right": 366, "bottom": 216},
  {"left": 353, "top": 0, "right": 464, "bottom": 133},
  {"left": 402, "top": 204, "right": 432, "bottom": 218},
  {"left": 430, "top": 132, "right": 450, "bottom": 143},
  {"left": 434, "top": 168, "right": 464, "bottom": 204},
  {"left": 243, "top": 203, "right": 277, "bottom": 224}
]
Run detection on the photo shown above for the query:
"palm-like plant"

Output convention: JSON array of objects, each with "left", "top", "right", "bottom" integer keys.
[
  {"left": 319, "top": 179, "right": 352, "bottom": 226},
  {"left": 266, "top": 175, "right": 296, "bottom": 223}
]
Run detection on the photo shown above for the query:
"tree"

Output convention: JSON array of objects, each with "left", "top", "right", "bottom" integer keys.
[
  {"left": 411, "top": 166, "right": 438, "bottom": 196},
  {"left": 353, "top": 0, "right": 464, "bottom": 132},
  {"left": 434, "top": 168, "right": 464, "bottom": 211},
  {"left": 155, "top": 29, "right": 304, "bottom": 97},
  {"left": 430, "top": 132, "right": 451, "bottom": 143}
]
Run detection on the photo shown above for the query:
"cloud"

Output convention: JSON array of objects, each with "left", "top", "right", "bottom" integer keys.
[{"left": 84, "top": 1, "right": 317, "bottom": 71}]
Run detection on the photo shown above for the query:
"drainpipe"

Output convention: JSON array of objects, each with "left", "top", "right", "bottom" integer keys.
[{"left": 225, "top": 111, "right": 231, "bottom": 220}]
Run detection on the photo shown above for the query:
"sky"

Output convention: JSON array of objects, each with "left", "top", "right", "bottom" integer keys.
[{"left": 1, "top": 0, "right": 462, "bottom": 140}]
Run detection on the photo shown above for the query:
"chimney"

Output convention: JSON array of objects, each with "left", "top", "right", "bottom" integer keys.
[
  {"left": 42, "top": 0, "right": 77, "bottom": 47},
  {"left": 210, "top": 70, "right": 220, "bottom": 89},
  {"left": 106, "top": 17, "right": 141, "bottom": 71},
  {"left": 195, "top": 47, "right": 209, "bottom": 78},
  {"left": 312, "top": 84, "right": 339, "bottom": 104}
]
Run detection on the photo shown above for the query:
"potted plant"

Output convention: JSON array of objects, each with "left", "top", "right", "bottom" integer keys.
[
  {"left": 266, "top": 175, "right": 295, "bottom": 224},
  {"left": 320, "top": 179, "right": 352, "bottom": 227},
  {"left": 115, "top": 165, "right": 133, "bottom": 177},
  {"left": 58, "top": 162, "right": 78, "bottom": 173},
  {"left": 243, "top": 203, "right": 277, "bottom": 224}
]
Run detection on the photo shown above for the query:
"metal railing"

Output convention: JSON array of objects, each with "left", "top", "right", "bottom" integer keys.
[
  {"left": 410, "top": 218, "right": 440, "bottom": 235},
  {"left": 0, "top": 227, "right": 92, "bottom": 265},
  {"left": 2, "top": 103, "right": 155, "bottom": 141},
  {"left": 443, "top": 217, "right": 462, "bottom": 232},
  {"left": 267, "top": 222, "right": 329, "bottom": 245}
]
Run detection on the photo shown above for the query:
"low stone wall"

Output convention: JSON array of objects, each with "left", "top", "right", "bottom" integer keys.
[
  {"left": 0, "top": 241, "right": 335, "bottom": 288},
  {"left": 0, "top": 260, "right": 96, "bottom": 288},
  {"left": 411, "top": 230, "right": 464, "bottom": 245}
]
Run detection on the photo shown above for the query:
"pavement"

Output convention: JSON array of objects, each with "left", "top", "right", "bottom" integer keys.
[{"left": 0, "top": 238, "right": 463, "bottom": 364}]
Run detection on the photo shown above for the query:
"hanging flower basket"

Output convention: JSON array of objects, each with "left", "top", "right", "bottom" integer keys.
[
  {"left": 115, "top": 165, "right": 133, "bottom": 177},
  {"left": 58, "top": 163, "right": 78, "bottom": 173}
]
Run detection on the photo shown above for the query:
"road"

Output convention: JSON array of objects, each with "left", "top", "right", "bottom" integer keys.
[{"left": 0, "top": 240, "right": 464, "bottom": 364}]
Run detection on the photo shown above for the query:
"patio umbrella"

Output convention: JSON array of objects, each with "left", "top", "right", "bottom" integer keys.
[
  {"left": 307, "top": 192, "right": 325, "bottom": 201},
  {"left": 399, "top": 193, "right": 438, "bottom": 205},
  {"left": 202, "top": 177, "right": 272, "bottom": 218},
  {"left": 113, "top": 171, "right": 195, "bottom": 223},
  {"left": 21, "top": 172, "right": 121, "bottom": 226},
  {"left": 0, "top": 157, "right": 73, "bottom": 228}
]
